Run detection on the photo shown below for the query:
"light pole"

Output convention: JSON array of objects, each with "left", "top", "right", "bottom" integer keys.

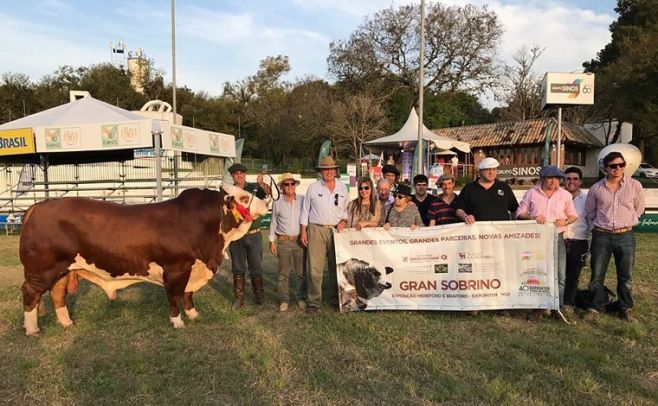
[{"left": 416, "top": 0, "right": 425, "bottom": 176}]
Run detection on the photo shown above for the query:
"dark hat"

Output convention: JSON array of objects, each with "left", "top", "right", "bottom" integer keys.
[
  {"left": 539, "top": 165, "right": 565, "bottom": 178},
  {"left": 382, "top": 164, "right": 400, "bottom": 176},
  {"left": 394, "top": 183, "right": 412, "bottom": 197},
  {"left": 316, "top": 156, "right": 339, "bottom": 170},
  {"left": 228, "top": 163, "right": 248, "bottom": 173}
]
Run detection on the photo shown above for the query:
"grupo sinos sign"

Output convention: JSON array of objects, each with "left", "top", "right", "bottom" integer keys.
[{"left": 541, "top": 72, "right": 594, "bottom": 108}]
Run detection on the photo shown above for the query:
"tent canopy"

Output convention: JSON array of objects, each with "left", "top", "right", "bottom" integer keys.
[
  {"left": 364, "top": 108, "right": 470, "bottom": 153},
  {"left": 0, "top": 96, "right": 162, "bottom": 164},
  {"left": 0, "top": 96, "right": 155, "bottom": 130}
]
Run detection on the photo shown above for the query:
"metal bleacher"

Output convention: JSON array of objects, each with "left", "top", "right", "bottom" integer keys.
[{"left": 0, "top": 155, "right": 226, "bottom": 215}]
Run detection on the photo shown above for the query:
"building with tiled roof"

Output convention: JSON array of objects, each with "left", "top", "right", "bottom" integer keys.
[{"left": 433, "top": 117, "right": 604, "bottom": 178}]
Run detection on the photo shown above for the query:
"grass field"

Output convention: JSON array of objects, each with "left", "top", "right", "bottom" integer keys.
[{"left": 0, "top": 233, "right": 657, "bottom": 405}]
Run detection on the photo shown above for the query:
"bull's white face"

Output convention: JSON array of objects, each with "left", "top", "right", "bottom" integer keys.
[{"left": 221, "top": 184, "right": 269, "bottom": 219}]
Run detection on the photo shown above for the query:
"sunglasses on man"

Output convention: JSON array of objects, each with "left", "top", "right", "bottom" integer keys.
[{"left": 607, "top": 162, "right": 626, "bottom": 169}]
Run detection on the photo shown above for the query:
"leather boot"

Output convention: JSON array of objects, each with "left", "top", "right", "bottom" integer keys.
[
  {"left": 232, "top": 275, "right": 245, "bottom": 310},
  {"left": 251, "top": 275, "right": 265, "bottom": 305}
]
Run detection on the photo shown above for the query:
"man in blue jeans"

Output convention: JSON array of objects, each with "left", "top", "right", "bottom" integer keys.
[
  {"left": 584, "top": 152, "right": 645, "bottom": 322},
  {"left": 227, "top": 163, "right": 271, "bottom": 310}
]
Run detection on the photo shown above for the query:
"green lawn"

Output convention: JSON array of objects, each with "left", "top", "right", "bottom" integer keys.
[{"left": 0, "top": 233, "right": 656, "bottom": 404}]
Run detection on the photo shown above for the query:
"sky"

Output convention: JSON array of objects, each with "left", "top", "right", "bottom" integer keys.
[{"left": 1, "top": 0, "right": 618, "bottom": 106}]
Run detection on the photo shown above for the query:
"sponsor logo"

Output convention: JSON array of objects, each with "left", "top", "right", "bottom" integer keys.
[
  {"left": 518, "top": 277, "right": 551, "bottom": 296},
  {"left": 550, "top": 79, "right": 592, "bottom": 98},
  {"left": 184, "top": 130, "right": 196, "bottom": 149},
  {"left": 45, "top": 129, "right": 61, "bottom": 149},
  {"left": 434, "top": 263, "right": 449, "bottom": 274},
  {"left": 0, "top": 137, "right": 28, "bottom": 149},
  {"left": 172, "top": 127, "right": 183, "bottom": 148},
  {"left": 459, "top": 251, "right": 494, "bottom": 260},
  {"left": 119, "top": 125, "right": 139, "bottom": 144},
  {"left": 101, "top": 125, "right": 119, "bottom": 147},
  {"left": 457, "top": 263, "right": 472, "bottom": 273},
  {"left": 209, "top": 133, "right": 219, "bottom": 153}
]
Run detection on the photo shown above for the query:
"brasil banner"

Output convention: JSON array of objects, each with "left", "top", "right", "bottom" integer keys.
[{"left": 334, "top": 221, "right": 558, "bottom": 312}]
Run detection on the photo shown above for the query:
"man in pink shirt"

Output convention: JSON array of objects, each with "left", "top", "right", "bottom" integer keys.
[{"left": 517, "top": 165, "right": 578, "bottom": 315}]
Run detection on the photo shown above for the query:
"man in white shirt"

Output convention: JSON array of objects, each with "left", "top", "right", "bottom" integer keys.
[
  {"left": 300, "top": 156, "right": 349, "bottom": 312},
  {"left": 563, "top": 167, "right": 589, "bottom": 313}
]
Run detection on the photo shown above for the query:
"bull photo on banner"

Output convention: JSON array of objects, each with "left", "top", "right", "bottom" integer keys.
[{"left": 334, "top": 221, "right": 558, "bottom": 312}]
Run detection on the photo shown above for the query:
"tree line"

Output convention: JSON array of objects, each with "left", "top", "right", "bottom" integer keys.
[{"left": 1, "top": 1, "right": 655, "bottom": 166}]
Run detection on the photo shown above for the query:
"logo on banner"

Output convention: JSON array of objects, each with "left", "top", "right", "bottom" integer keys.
[
  {"left": 518, "top": 267, "right": 550, "bottom": 296},
  {"left": 209, "top": 133, "right": 219, "bottom": 154},
  {"left": 458, "top": 263, "right": 473, "bottom": 273},
  {"left": 434, "top": 264, "right": 449, "bottom": 274},
  {"left": 520, "top": 250, "right": 545, "bottom": 261},
  {"left": 184, "top": 130, "right": 196, "bottom": 149},
  {"left": 45, "top": 129, "right": 61, "bottom": 149},
  {"left": 101, "top": 125, "right": 119, "bottom": 147},
  {"left": 459, "top": 251, "right": 494, "bottom": 260},
  {"left": 172, "top": 127, "right": 184, "bottom": 148},
  {"left": 119, "top": 125, "right": 139, "bottom": 144}
]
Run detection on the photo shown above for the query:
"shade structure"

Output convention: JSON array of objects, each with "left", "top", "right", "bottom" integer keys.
[{"left": 364, "top": 108, "right": 470, "bottom": 153}]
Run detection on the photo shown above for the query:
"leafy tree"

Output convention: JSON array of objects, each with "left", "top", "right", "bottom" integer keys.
[
  {"left": 328, "top": 3, "right": 503, "bottom": 100},
  {"left": 0, "top": 73, "right": 36, "bottom": 123},
  {"left": 583, "top": 0, "right": 658, "bottom": 161}
]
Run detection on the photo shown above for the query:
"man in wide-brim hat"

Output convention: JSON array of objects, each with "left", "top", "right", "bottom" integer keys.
[
  {"left": 268, "top": 172, "right": 307, "bottom": 312},
  {"left": 300, "top": 155, "right": 349, "bottom": 313}
]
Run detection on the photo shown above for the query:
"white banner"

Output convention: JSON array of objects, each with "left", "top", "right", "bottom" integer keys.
[
  {"left": 334, "top": 221, "right": 558, "bottom": 312},
  {"left": 34, "top": 119, "right": 153, "bottom": 152},
  {"left": 164, "top": 125, "right": 236, "bottom": 157}
]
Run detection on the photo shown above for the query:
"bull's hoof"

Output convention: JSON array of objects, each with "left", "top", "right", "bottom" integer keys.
[
  {"left": 55, "top": 307, "right": 73, "bottom": 327},
  {"left": 170, "top": 315, "right": 185, "bottom": 329},
  {"left": 25, "top": 328, "right": 40, "bottom": 337},
  {"left": 184, "top": 308, "right": 199, "bottom": 320},
  {"left": 58, "top": 319, "right": 74, "bottom": 328}
]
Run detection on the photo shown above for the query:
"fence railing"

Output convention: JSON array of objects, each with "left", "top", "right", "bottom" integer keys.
[{"left": 0, "top": 155, "right": 226, "bottom": 213}]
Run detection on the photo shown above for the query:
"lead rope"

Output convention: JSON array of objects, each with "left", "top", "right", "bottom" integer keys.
[{"left": 245, "top": 173, "right": 280, "bottom": 212}]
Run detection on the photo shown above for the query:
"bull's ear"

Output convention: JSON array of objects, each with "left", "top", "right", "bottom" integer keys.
[{"left": 385, "top": 266, "right": 393, "bottom": 274}]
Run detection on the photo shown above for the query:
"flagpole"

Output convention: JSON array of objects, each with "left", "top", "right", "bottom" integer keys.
[{"left": 416, "top": 0, "right": 425, "bottom": 176}]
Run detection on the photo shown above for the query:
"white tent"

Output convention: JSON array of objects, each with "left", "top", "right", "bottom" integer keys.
[
  {"left": 364, "top": 108, "right": 471, "bottom": 153},
  {"left": 0, "top": 95, "right": 167, "bottom": 199},
  {"left": 0, "top": 96, "right": 164, "bottom": 155}
]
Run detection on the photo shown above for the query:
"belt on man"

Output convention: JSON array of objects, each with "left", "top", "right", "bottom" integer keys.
[
  {"left": 277, "top": 234, "right": 299, "bottom": 241},
  {"left": 594, "top": 226, "right": 632, "bottom": 234},
  {"left": 247, "top": 228, "right": 261, "bottom": 235},
  {"left": 310, "top": 223, "right": 337, "bottom": 229}
]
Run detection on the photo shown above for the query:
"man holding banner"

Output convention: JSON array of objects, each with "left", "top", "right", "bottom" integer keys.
[
  {"left": 516, "top": 166, "right": 578, "bottom": 317},
  {"left": 455, "top": 157, "right": 518, "bottom": 224}
]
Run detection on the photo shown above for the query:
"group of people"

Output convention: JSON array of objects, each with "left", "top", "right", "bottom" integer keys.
[{"left": 225, "top": 151, "right": 645, "bottom": 322}]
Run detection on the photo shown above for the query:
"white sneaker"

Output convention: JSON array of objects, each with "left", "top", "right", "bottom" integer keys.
[
  {"left": 297, "top": 300, "right": 307, "bottom": 310},
  {"left": 279, "top": 302, "right": 289, "bottom": 312}
]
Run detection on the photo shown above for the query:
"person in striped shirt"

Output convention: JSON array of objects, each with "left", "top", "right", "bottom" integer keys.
[{"left": 584, "top": 151, "right": 645, "bottom": 322}]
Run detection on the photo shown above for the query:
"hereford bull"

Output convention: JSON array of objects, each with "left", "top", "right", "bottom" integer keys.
[{"left": 19, "top": 184, "right": 268, "bottom": 335}]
